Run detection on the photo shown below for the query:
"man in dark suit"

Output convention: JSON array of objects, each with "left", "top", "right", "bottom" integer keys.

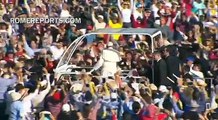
[
  {"left": 163, "top": 46, "right": 181, "bottom": 84},
  {"left": 153, "top": 51, "right": 169, "bottom": 87}
]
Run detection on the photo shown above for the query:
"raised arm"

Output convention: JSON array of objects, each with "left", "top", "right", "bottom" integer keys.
[
  {"left": 40, "top": 68, "right": 51, "bottom": 95},
  {"left": 117, "top": 8, "right": 123, "bottom": 24},
  {"left": 130, "top": 0, "right": 134, "bottom": 12},
  {"left": 117, "top": 0, "right": 123, "bottom": 11},
  {"left": 24, "top": 0, "right": 31, "bottom": 16},
  {"left": 91, "top": 10, "right": 98, "bottom": 24},
  {"left": 103, "top": 83, "right": 110, "bottom": 96},
  {"left": 22, "top": 35, "right": 35, "bottom": 57},
  {"left": 86, "top": 0, "right": 90, "bottom": 5},
  {"left": 107, "top": 7, "right": 112, "bottom": 22},
  {"left": 22, "top": 85, "right": 40, "bottom": 101},
  {"left": 133, "top": 0, "right": 136, "bottom": 12},
  {"left": 5, "top": 22, "right": 12, "bottom": 36}
]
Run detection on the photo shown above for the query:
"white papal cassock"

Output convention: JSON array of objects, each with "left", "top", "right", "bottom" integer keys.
[{"left": 93, "top": 48, "right": 121, "bottom": 77}]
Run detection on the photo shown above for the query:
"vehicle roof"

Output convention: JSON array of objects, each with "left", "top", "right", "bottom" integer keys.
[{"left": 90, "top": 28, "right": 160, "bottom": 35}]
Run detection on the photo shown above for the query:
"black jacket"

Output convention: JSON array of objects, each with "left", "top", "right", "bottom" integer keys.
[
  {"left": 154, "top": 59, "right": 169, "bottom": 87},
  {"left": 165, "top": 55, "right": 181, "bottom": 82}
]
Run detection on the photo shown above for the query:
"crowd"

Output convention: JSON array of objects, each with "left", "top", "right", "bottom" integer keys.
[{"left": 0, "top": 0, "right": 218, "bottom": 120}]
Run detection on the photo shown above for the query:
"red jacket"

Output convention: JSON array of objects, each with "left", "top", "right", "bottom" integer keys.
[
  {"left": 131, "top": 14, "right": 147, "bottom": 28},
  {"left": 112, "top": 113, "right": 118, "bottom": 120},
  {"left": 139, "top": 104, "right": 159, "bottom": 120},
  {"left": 169, "top": 11, "right": 177, "bottom": 31},
  {"left": 4, "top": 57, "right": 14, "bottom": 63}
]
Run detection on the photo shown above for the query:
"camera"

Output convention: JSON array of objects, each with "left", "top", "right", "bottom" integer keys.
[
  {"left": 112, "top": 90, "right": 117, "bottom": 93},
  {"left": 44, "top": 113, "right": 51, "bottom": 118}
]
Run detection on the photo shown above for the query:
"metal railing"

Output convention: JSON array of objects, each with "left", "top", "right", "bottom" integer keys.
[{"left": 205, "top": 77, "right": 216, "bottom": 98}]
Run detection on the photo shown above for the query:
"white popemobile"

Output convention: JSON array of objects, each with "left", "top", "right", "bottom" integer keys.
[{"left": 54, "top": 28, "right": 162, "bottom": 82}]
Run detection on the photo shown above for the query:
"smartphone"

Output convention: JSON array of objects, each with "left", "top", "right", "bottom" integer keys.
[
  {"left": 206, "top": 103, "right": 211, "bottom": 110},
  {"left": 187, "top": 82, "right": 193, "bottom": 86},
  {"left": 86, "top": 84, "right": 89, "bottom": 87},
  {"left": 102, "top": 78, "right": 106, "bottom": 83}
]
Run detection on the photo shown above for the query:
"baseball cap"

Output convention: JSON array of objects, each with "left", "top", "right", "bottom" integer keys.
[
  {"left": 98, "top": 15, "right": 104, "bottom": 19},
  {"left": 107, "top": 42, "right": 113, "bottom": 47},
  {"left": 70, "top": 23, "right": 76, "bottom": 27},
  {"left": 145, "top": 8, "right": 152, "bottom": 13},
  {"left": 62, "top": 104, "right": 71, "bottom": 112},
  {"left": 186, "top": 57, "right": 195, "bottom": 62},
  {"left": 159, "top": 85, "right": 169, "bottom": 93},
  {"left": 136, "top": 3, "right": 143, "bottom": 8}
]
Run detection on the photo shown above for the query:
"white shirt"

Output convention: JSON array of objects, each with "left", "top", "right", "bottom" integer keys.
[
  {"left": 131, "top": 82, "right": 140, "bottom": 94},
  {"left": 5, "top": 90, "right": 15, "bottom": 115},
  {"left": 91, "top": 13, "right": 106, "bottom": 30},
  {"left": 189, "top": 65, "right": 204, "bottom": 79},
  {"left": 151, "top": 4, "right": 160, "bottom": 25},
  {"left": 60, "top": 10, "right": 71, "bottom": 18},
  {"left": 95, "top": 22, "right": 106, "bottom": 30},
  {"left": 117, "top": 0, "right": 133, "bottom": 23},
  {"left": 50, "top": 46, "right": 64, "bottom": 60},
  {"left": 32, "top": 75, "right": 51, "bottom": 110},
  {"left": 121, "top": 9, "right": 132, "bottom": 23},
  {"left": 22, "top": 89, "right": 39, "bottom": 114}
]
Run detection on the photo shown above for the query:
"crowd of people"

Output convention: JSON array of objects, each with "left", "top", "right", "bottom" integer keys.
[{"left": 0, "top": 0, "right": 218, "bottom": 120}]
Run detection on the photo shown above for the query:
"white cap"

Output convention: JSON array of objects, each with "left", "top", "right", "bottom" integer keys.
[
  {"left": 71, "top": 83, "right": 83, "bottom": 93},
  {"left": 40, "top": 111, "right": 51, "bottom": 116},
  {"left": 40, "top": 80, "right": 47, "bottom": 87},
  {"left": 107, "top": 42, "right": 113, "bottom": 47},
  {"left": 10, "top": 92, "right": 22, "bottom": 101},
  {"left": 140, "top": 56, "right": 146, "bottom": 60},
  {"left": 70, "top": 23, "right": 76, "bottom": 27},
  {"left": 196, "top": 79, "right": 207, "bottom": 86},
  {"left": 159, "top": 85, "right": 168, "bottom": 93},
  {"left": 204, "top": 22, "right": 214, "bottom": 28},
  {"left": 60, "top": 10, "right": 71, "bottom": 18},
  {"left": 165, "top": 2, "right": 172, "bottom": 8},
  {"left": 94, "top": 6, "right": 98, "bottom": 9},
  {"left": 133, "top": 96, "right": 141, "bottom": 102},
  {"left": 62, "top": 104, "right": 71, "bottom": 112},
  {"left": 154, "top": 98, "right": 161, "bottom": 104},
  {"left": 98, "top": 15, "right": 104, "bottom": 19}
]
